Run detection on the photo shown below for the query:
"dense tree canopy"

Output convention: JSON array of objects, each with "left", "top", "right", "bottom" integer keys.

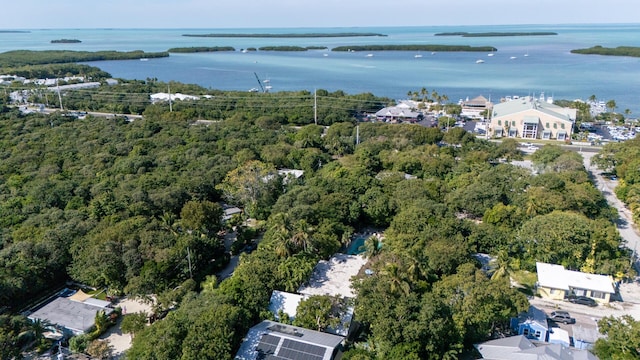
[{"left": 0, "top": 84, "right": 632, "bottom": 358}]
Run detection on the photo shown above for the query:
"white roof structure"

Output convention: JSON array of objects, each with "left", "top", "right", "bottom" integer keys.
[
  {"left": 492, "top": 96, "right": 576, "bottom": 122},
  {"left": 47, "top": 82, "right": 101, "bottom": 91},
  {"left": 536, "top": 262, "right": 615, "bottom": 294},
  {"left": 268, "top": 290, "right": 307, "bottom": 321},
  {"left": 475, "top": 335, "right": 598, "bottom": 360},
  {"left": 235, "top": 320, "right": 344, "bottom": 360},
  {"left": 547, "top": 327, "right": 570, "bottom": 347},
  {"left": 150, "top": 92, "right": 200, "bottom": 103},
  {"left": 29, "top": 295, "right": 113, "bottom": 335}
]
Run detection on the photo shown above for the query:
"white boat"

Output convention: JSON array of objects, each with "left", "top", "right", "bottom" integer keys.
[
  {"left": 414, "top": 54, "right": 423, "bottom": 58},
  {"left": 323, "top": 53, "right": 329, "bottom": 57},
  {"left": 510, "top": 56, "right": 517, "bottom": 60},
  {"left": 366, "top": 53, "right": 374, "bottom": 57},
  {"left": 487, "top": 53, "right": 494, "bottom": 57},
  {"left": 139, "top": 58, "right": 149, "bottom": 61},
  {"left": 476, "top": 59, "right": 485, "bottom": 64},
  {"left": 524, "top": 52, "right": 529, "bottom": 57}
]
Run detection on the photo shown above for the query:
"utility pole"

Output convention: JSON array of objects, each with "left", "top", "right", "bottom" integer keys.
[
  {"left": 314, "top": 89, "right": 318, "bottom": 125},
  {"left": 56, "top": 78, "right": 63, "bottom": 110}
]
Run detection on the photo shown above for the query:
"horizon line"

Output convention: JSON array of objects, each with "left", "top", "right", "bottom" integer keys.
[{"left": 2, "top": 22, "right": 640, "bottom": 31}]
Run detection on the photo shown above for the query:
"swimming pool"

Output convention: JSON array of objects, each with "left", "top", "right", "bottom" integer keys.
[{"left": 346, "top": 236, "right": 367, "bottom": 255}]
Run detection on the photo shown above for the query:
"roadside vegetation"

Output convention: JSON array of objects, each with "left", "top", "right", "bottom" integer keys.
[{"left": 593, "top": 137, "right": 640, "bottom": 225}]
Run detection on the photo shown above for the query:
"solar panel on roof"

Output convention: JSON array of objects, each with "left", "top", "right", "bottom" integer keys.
[
  {"left": 275, "top": 339, "right": 325, "bottom": 360},
  {"left": 256, "top": 335, "right": 278, "bottom": 357},
  {"left": 261, "top": 334, "right": 281, "bottom": 345}
]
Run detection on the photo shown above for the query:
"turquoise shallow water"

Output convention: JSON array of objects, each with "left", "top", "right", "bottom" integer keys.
[{"left": 2, "top": 24, "right": 640, "bottom": 113}]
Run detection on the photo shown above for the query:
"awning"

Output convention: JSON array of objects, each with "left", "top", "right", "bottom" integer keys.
[
  {"left": 524, "top": 116, "right": 539, "bottom": 125},
  {"left": 558, "top": 130, "right": 567, "bottom": 135},
  {"left": 494, "top": 126, "right": 503, "bottom": 131},
  {"left": 543, "top": 130, "right": 551, "bottom": 135}
]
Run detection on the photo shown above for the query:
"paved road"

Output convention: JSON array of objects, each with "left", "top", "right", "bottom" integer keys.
[{"left": 582, "top": 151, "right": 640, "bottom": 261}]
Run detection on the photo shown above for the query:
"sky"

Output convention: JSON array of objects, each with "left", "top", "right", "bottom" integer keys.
[{"left": 3, "top": 0, "right": 639, "bottom": 29}]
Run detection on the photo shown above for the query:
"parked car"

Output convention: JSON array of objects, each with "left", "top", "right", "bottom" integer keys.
[
  {"left": 548, "top": 310, "right": 576, "bottom": 324},
  {"left": 568, "top": 295, "right": 598, "bottom": 307}
]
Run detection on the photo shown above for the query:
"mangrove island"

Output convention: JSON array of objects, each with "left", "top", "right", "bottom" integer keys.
[
  {"left": 435, "top": 31, "right": 557, "bottom": 37},
  {"left": 331, "top": 44, "right": 497, "bottom": 52},
  {"left": 571, "top": 45, "right": 640, "bottom": 57},
  {"left": 182, "top": 32, "right": 387, "bottom": 38}
]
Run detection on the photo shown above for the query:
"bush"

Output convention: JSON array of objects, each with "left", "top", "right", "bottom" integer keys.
[{"left": 69, "top": 334, "right": 89, "bottom": 353}]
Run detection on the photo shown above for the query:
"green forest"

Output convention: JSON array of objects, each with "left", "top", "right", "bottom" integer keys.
[{"left": 0, "top": 75, "right": 636, "bottom": 359}]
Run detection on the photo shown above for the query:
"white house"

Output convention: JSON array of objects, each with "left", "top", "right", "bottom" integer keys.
[{"left": 536, "top": 262, "right": 615, "bottom": 303}]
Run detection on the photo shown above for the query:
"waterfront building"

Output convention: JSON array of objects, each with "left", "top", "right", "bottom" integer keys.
[{"left": 489, "top": 95, "right": 576, "bottom": 140}]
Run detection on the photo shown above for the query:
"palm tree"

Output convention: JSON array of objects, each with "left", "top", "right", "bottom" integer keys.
[
  {"left": 606, "top": 99, "right": 617, "bottom": 122},
  {"left": 290, "top": 219, "right": 315, "bottom": 253},
  {"left": 380, "top": 262, "right": 411, "bottom": 296},
  {"left": 490, "top": 250, "right": 514, "bottom": 281},
  {"left": 22, "top": 318, "right": 52, "bottom": 343},
  {"left": 361, "top": 235, "right": 382, "bottom": 259}
]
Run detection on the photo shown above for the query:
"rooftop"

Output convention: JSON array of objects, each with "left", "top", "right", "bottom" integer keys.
[
  {"left": 475, "top": 335, "right": 598, "bottom": 360},
  {"left": 29, "top": 295, "right": 113, "bottom": 335},
  {"left": 234, "top": 320, "right": 344, "bottom": 360},
  {"left": 536, "top": 262, "right": 615, "bottom": 294},
  {"left": 492, "top": 96, "right": 576, "bottom": 122}
]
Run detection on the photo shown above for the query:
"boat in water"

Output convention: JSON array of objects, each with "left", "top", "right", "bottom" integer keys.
[
  {"left": 414, "top": 54, "right": 423, "bottom": 58},
  {"left": 476, "top": 59, "right": 485, "bottom": 64},
  {"left": 366, "top": 53, "right": 374, "bottom": 57},
  {"left": 510, "top": 56, "right": 517, "bottom": 60}
]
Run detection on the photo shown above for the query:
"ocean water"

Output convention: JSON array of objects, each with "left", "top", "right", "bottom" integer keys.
[{"left": 1, "top": 24, "right": 640, "bottom": 113}]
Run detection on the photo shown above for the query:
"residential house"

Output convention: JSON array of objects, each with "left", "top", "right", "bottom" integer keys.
[
  {"left": 489, "top": 95, "right": 576, "bottom": 140},
  {"left": 28, "top": 289, "right": 114, "bottom": 336},
  {"left": 234, "top": 320, "right": 344, "bottom": 360},
  {"left": 511, "top": 305, "right": 549, "bottom": 343},
  {"left": 474, "top": 335, "right": 598, "bottom": 360},
  {"left": 536, "top": 262, "right": 616, "bottom": 303},
  {"left": 268, "top": 290, "right": 356, "bottom": 338},
  {"left": 460, "top": 95, "right": 493, "bottom": 120},
  {"left": 572, "top": 325, "right": 603, "bottom": 350}
]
